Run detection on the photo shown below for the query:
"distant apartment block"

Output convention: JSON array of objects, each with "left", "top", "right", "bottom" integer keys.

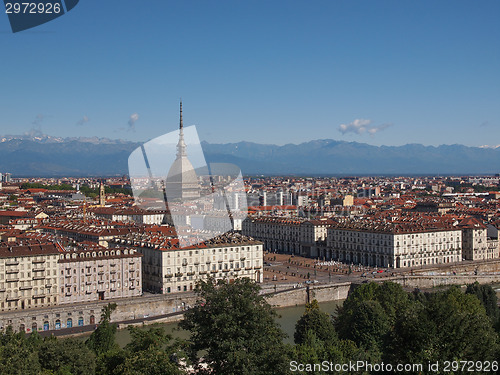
[
  {"left": 92, "top": 207, "right": 167, "bottom": 225},
  {"left": 356, "top": 186, "right": 380, "bottom": 198}
]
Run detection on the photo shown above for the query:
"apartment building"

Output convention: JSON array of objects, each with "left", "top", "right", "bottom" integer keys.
[
  {"left": 459, "top": 217, "right": 495, "bottom": 260},
  {"left": 58, "top": 244, "right": 142, "bottom": 304},
  {"left": 92, "top": 207, "right": 168, "bottom": 225},
  {"left": 113, "top": 232, "right": 263, "bottom": 294},
  {"left": 242, "top": 216, "right": 334, "bottom": 257},
  {"left": 0, "top": 242, "right": 61, "bottom": 312},
  {"left": 326, "top": 220, "right": 462, "bottom": 268}
]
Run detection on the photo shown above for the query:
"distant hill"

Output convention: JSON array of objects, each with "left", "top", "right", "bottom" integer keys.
[
  {"left": 0, "top": 135, "right": 139, "bottom": 176},
  {"left": 0, "top": 134, "right": 498, "bottom": 176},
  {"left": 201, "top": 140, "right": 500, "bottom": 175}
]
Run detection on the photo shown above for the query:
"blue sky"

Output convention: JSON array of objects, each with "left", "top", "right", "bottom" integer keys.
[{"left": 0, "top": 0, "right": 499, "bottom": 147}]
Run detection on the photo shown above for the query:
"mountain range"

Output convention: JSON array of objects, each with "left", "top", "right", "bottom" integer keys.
[{"left": 0, "top": 133, "right": 498, "bottom": 176}]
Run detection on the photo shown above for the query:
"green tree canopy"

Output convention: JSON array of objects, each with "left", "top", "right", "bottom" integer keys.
[
  {"left": 179, "top": 277, "right": 292, "bottom": 375},
  {"left": 39, "top": 337, "right": 96, "bottom": 375},
  {"left": 0, "top": 328, "right": 41, "bottom": 375},
  {"left": 465, "top": 282, "right": 500, "bottom": 326},
  {"left": 86, "top": 303, "right": 119, "bottom": 356},
  {"left": 109, "top": 325, "right": 183, "bottom": 375},
  {"left": 385, "top": 286, "right": 500, "bottom": 371},
  {"left": 294, "top": 299, "right": 337, "bottom": 345}
]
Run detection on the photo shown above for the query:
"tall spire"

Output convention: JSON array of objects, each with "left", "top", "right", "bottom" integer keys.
[
  {"left": 176, "top": 100, "right": 187, "bottom": 159},
  {"left": 179, "top": 100, "right": 183, "bottom": 130}
]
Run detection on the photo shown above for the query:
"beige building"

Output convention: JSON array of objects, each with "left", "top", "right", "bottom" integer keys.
[
  {"left": 0, "top": 243, "right": 60, "bottom": 312},
  {"left": 326, "top": 221, "right": 462, "bottom": 268},
  {"left": 92, "top": 207, "right": 168, "bottom": 225},
  {"left": 58, "top": 245, "right": 143, "bottom": 304},
  {"left": 113, "top": 232, "right": 263, "bottom": 294},
  {"left": 242, "top": 216, "right": 334, "bottom": 257},
  {"left": 244, "top": 215, "right": 466, "bottom": 269},
  {"left": 459, "top": 217, "right": 495, "bottom": 260},
  {"left": 342, "top": 195, "right": 354, "bottom": 207}
]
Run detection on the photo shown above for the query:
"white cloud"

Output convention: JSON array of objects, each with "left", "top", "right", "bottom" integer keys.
[
  {"left": 339, "top": 119, "right": 393, "bottom": 136},
  {"left": 76, "top": 115, "right": 89, "bottom": 126},
  {"left": 367, "top": 122, "right": 393, "bottom": 134},
  {"left": 128, "top": 113, "right": 139, "bottom": 131}
]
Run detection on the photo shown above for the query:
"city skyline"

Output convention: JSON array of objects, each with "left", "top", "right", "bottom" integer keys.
[
  {"left": 1, "top": 0, "right": 499, "bottom": 148},
  {"left": 1, "top": 1, "right": 500, "bottom": 372}
]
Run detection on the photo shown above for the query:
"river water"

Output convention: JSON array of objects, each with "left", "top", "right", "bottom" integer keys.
[{"left": 113, "top": 300, "right": 344, "bottom": 346}]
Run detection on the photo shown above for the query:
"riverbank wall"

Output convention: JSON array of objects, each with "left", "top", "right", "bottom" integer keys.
[
  {"left": 387, "top": 274, "right": 500, "bottom": 289},
  {"left": 0, "top": 282, "right": 351, "bottom": 334},
  {"left": 266, "top": 283, "right": 351, "bottom": 308},
  {"left": 2, "top": 266, "right": 500, "bottom": 335}
]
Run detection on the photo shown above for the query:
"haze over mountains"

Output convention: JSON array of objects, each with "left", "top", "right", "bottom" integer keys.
[{"left": 0, "top": 133, "right": 498, "bottom": 177}]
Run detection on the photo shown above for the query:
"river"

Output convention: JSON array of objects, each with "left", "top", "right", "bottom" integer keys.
[{"left": 112, "top": 300, "right": 344, "bottom": 346}]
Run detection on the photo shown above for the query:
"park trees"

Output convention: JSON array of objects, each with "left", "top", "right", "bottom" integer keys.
[
  {"left": 294, "top": 299, "right": 337, "bottom": 345},
  {"left": 180, "top": 277, "right": 292, "bottom": 375},
  {"left": 385, "top": 286, "right": 500, "bottom": 369}
]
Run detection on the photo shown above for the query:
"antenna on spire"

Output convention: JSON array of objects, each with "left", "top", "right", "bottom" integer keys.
[
  {"left": 179, "top": 99, "right": 183, "bottom": 130},
  {"left": 176, "top": 100, "right": 187, "bottom": 159}
]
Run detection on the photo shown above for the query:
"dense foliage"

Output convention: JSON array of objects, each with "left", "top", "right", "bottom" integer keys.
[
  {"left": 179, "top": 277, "right": 292, "bottom": 375},
  {"left": 0, "top": 282, "right": 499, "bottom": 374}
]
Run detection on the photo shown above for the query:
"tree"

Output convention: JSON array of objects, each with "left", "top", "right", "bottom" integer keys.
[
  {"left": 180, "top": 277, "right": 292, "bottom": 375},
  {"left": 116, "top": 349, "right": 182, "bottom": 375},
  {"left": 335, "top": 282, "right": 413, "bottom": 359},
  {"left": 0, "top": 328, "right": 41, "bottom": 375},
  {"left": 86, "top": 303, "right": 119, "bottom": 356},
  {"left": 341, "top": 299, "right": 390, "bottom": 352},
  {"left": 294, "top": 299, "right": 337, "bottom": 345},
  {"left": 293, "top": 331, "right": 333, "bottom": 375},
  {"left": 385, "top": 286, "right": 500, "bottom": 370},
  {"left": 39, "top": 337, "right": 96, "bottom": 375},
  {"left": 465, "top": 282, "right": 500, "bottom": 326},
  {"left": 110, "top": 325, "right": 183, "bottom": 375}
]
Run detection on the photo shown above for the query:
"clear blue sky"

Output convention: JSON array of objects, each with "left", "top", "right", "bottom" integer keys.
[{"left": 1, "top": 0, "right": 499, "bottom": 147}]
